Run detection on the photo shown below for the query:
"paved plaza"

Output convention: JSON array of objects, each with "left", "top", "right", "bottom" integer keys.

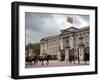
[{"left": 25, "top": 60, "right": 89, "bottom": 68}]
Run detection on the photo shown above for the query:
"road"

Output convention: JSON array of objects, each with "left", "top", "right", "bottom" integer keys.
[{"left": 25, "top": 60, "right": 89, "bottom": 68}]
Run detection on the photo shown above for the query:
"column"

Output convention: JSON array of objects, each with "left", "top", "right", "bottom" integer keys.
[
  {"left": 65, "top": 49, "right": 69, "bottom": 61},
  {"left": 79, "top": 48, "right": 84, "bottom": 61},
  {"left": 45, "top": 42, "right": 47, "bottom": 51},
  {"left": 69, "top": 36, "right": 74, "bottom": 49},
  {"left": 57, "top": 51, "right": 61, "bottom": 61},
  {"left": 60, "top": 38, "right": 64, "bottom": 50}
]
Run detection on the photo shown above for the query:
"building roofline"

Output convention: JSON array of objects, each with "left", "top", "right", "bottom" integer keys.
[
  {"left": 40, "top": 34, "right": 60, "bottom": 42},
  {"left": 40, "top": 26, "right": 89, "bottom": 42}
]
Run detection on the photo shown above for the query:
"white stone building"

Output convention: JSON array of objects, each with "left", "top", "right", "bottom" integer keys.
[{"left": 40, "top": 26, "right": 89, "bottom": 61}]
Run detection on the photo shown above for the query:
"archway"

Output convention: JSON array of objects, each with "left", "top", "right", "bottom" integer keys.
[
  {"left": 84, "top": 47, "right": 89, "bottom": 61},
  {"left": 69, "top": 48, "right": 75, "bottom": 62},
  {"left": 60, "top": 50, "right": 65, "bottom": 61}
]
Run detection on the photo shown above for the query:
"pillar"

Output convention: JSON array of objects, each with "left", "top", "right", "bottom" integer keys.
[
  {"left": 65, "top": 49, "right": 69, "bottom": 61},
  {"left": 60, "top": 39, "right": 64, "bottom": 50},
  {"left": 79, "top": 48, "right": 84, "bottom": 61},
  {"left": 57, "top": 51, "right": 61, "bottom": 61}
]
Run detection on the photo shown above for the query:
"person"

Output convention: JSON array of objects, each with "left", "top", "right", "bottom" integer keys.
[
  {"left": 43, "top": 50, "right": 48, "bottom": 58},
  {"left": 41, "top": 50, "right": 49, "bottom": 65}
]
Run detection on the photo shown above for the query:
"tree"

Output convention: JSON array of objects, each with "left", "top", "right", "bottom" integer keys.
[
  {"left": 26, "top": 43, "right": 40, "bottom": 55},
  {"left": 25, "top": 43, "right": 33, "bottom": 51}
]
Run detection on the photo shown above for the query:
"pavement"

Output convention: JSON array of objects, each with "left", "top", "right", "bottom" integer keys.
[{"left": 25, "top": 60, "right": 89, "bottom": 68}]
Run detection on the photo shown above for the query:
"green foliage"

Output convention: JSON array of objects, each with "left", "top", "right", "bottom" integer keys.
[
  {"left": 26, "top": 43, "right": 40, "bottom": 55},
  {"left": 25, "top": 43, "right": 33, "bottom": 51}
]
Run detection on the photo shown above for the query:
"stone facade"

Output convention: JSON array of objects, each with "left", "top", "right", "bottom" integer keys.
[{"left": 40, "top": 26, "right": 89, "bottom": 61}]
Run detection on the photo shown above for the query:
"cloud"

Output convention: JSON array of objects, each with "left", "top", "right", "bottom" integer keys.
[
  {"left": 25, "top": 12, "right": 61, "bottom": 35},
  {"left": 25, "top": 12, "right": 89, "bottom": 44},
  {"left": 26, "top": 29, "right": 49, "bottom": 44},
  {"left": 74, "top": 15, "right": 89, "bottom": 28}
]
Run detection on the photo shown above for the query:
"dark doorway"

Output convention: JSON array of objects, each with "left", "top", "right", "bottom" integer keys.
[
  {"left": 69, "top": 49, "right": 75, "bottom": 62},
  {"left": 60, "top": 50, "right": 65, "bottom": 61},
  {"left": 84, "top": 47, "right": 89, "bottom": 61},
  {"left": 84, "top": 53, "right": 89, "bottom": 61}
]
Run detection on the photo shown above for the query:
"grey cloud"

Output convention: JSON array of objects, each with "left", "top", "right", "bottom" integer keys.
[
  {"left": 25, "top": 12, "right": 89, "bottom": 44},
  {"left": 80, "top": 15, "right": 89, "bottom": 22},
  {"left": 25, "top": 12, "right": 60, "bottom": 35}
]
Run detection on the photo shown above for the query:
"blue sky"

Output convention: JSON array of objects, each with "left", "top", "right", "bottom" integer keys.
[{"left": 25, "top": 12, "right": 89, "bottom": 44}]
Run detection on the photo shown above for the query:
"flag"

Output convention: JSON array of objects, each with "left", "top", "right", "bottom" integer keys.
[{"left": 67, "top": 16, "right": 73, "bottom": 24}]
